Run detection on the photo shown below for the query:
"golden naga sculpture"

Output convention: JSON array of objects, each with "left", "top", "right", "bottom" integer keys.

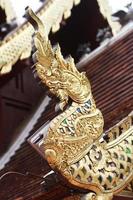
[{"left": 27, "top": 8, "right": 133, "bottom": 200}]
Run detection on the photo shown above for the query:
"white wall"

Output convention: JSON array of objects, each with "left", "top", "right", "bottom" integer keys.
[{"left": 11, "top": 0, "right": 42, "bottom": 24}]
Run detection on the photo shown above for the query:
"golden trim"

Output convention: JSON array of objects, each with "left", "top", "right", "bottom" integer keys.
[
  {"left": 97, "top": 0, "right": 121, "bottom": 35},
  {"left": 0, "top": 0, "right": 81, "bottom": 75}
]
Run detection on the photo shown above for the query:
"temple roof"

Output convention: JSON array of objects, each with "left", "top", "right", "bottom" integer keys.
[{"left": 0, "top": 22, "right": 133, "bottom": 199}]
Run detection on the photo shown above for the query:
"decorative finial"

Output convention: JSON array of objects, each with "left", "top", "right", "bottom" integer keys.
[{"left": 26, "top": 8, "right": 91, "bottom": 110}]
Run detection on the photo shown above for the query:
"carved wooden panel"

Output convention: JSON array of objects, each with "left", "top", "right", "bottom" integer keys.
[{"left": 0, "top": 62, "right": 44, "bottom": 155}]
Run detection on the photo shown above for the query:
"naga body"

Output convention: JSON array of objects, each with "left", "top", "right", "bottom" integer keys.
[
  {"left": 27, "top": 8, "right": 133, "bottom": 199},
  {"left": 44, "top": 85, "right": 133, "bottom": 199}
]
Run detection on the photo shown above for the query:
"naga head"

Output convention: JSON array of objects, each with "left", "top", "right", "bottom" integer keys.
[{"left": 27, "top": 8, "right": 91, "bottom": 110}]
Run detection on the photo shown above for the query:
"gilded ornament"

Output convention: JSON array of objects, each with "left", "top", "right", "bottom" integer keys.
[
  {"left": 0, "top": 0, "right": 81, "bottom": 75},
  {"left": 27, "top": 9, "right": 133, "bottom": 200}
]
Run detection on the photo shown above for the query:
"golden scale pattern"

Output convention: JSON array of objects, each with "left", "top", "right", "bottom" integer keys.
[{"left": 27, "top": 9, "right": 133, "bottom": 200}]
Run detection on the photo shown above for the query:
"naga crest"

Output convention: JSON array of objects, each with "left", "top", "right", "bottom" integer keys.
[
  {"left": 27, "top": 8, "right": 91, "bottom": 110},
  {"left": 27, "top": 8, "right": 133, "bottom": 200}
]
